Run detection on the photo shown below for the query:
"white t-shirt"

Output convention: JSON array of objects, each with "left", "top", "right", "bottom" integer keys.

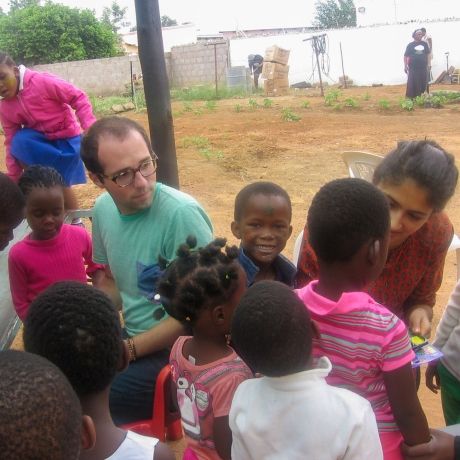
[
  {"left": 229, "top": 357, "right": 383, "bottom": 460},
  {"left": 106, "top": 431, "right": 158, "bottom": 460}
]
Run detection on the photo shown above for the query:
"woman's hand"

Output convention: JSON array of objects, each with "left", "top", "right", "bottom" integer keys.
[
  {"left": 408, "top": 306, "right": 432, "bottom": 338},
  {"left": 425, "top": 364, "right": 441, "bottom": 394}
]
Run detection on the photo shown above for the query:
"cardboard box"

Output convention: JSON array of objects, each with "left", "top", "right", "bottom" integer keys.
[
  {"left": 264, "top": 77, "right": 289, "bottom": 96},
  {"left": 264, "top": 45, "right": 290, "bottom": 65},
  {"left": 262, "top": 62, "right": 289, "bottom": 80}
]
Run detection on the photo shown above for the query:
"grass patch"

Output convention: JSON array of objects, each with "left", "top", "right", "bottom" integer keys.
[
  {"left": 378, "top": 99, "right": 391, "bottom": 110},
  {"left": 281, "top": 108, "right": 301, "bottom": 122},
  {"left": 170, "top": 85, "right": 249, "bottom": 101}
]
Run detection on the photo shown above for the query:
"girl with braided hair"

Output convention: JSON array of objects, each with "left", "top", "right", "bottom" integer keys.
[{"left": 157, "top": 236, "right": 253, "bottom": 460}]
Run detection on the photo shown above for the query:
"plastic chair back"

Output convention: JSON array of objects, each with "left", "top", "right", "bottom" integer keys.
[{"left": 342, "top": 151, "right": 384, "bottom": 182}]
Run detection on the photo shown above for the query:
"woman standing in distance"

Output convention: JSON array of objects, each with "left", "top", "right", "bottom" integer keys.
[{"left": 296, "top": 140, "right": 458, "bottom": 338}]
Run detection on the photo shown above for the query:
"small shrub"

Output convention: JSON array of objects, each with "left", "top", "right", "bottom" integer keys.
[
  {"left": 181, "top": 136, "right": 210, "bottom": 149},
  {"left": 324, "top": 89, "right": 341, "bottom": 106},
  {"left": 248, "top": 98, "right": 259, "bottom": 109},
  {"left": 205, "top": 100, "right": 217, "bottom": 111},
  {"left": 378, "top": 99, "right": 390, "bottom": 110},
  {"left": 199, "top": 148, "right": 224, "bottom": 160},
  {"left": 281, "top": 108, "right": 301, "bottom": 122},
  {"left": 263, "top": 98, "right": 273, "bottom": 108},
  {"left": 332, "top": 103, "right": 343, "bottom": 111},
  {"left": 400, "top": 98, "right": 414, "bottom": 111},
  {"left": 183, "top": 102, "right": 194, "bottom": 112},
  {"left": 301, "top": 100, "right": 310, "bottom": 108},
  {"left": 362, "top": 92, "right": 371, "bottom": 101},
  {"left": 234, "top": 104, "right": 242, "bottom": 113},
  {"left": 414, "top": 95, "right": 426, "bottom": 107},
  {"left": 343, "top": 97, "right": 358, "bottom": 108}
]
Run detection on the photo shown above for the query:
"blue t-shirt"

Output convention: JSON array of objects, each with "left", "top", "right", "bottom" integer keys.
[{"left": 92, "top": 182, "right": 213, "bottom": 336}]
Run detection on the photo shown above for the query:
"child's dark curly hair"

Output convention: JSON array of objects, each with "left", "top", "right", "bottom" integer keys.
[{"left": 157, "top": 236, "right": 240, "bottom": 324}]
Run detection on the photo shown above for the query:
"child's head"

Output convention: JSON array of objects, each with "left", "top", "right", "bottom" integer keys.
[
  {"left": 157, "top": 236, "right": 246, "bottom": 335},
  {"left": 0, "top": 52, "right": 19, "bottom": 100},
  {"left": 0, "top": 171, "right": 25, "bottom": 250},
  {"left": 18, "top": 165, "right": 65, "bottom": 240},
  {"left": 308, "top": 178, "right": 390, "bottom": 283},
  {"left": 231, "top": 280, "right": 314, "bottom": 377},
  {"left": 23, "top": 281, "right": 123, "bottom": 399},
  {"left": 0, "top": 349, "right": 84, "bottom": 459},
  {"left": 231, "top": 182, "right": 292, "bottom": 267}
]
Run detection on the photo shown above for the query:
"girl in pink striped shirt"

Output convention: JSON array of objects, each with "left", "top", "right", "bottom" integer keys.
[
  {"left": 296, "top": 178, "right": 430, "bottom": 460},
  {"left": 8, "top": 165, "right": 103, "bottom": 320}
]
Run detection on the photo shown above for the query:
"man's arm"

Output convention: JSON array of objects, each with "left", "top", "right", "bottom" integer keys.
[{"left": 92, "top": 265, "right": 122, "bottom": 310}]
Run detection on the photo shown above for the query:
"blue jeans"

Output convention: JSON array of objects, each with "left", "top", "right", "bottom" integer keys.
[{"left": 109, "top": 347, "right": 169, "bottom": 425}]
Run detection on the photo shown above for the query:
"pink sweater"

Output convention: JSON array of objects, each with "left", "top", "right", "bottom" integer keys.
[
  {"left": 0, "top": 66, "right": 96, "bottom": 180},
  {"left": 8, "top": 224, "right": 103, "bottom": 320}
]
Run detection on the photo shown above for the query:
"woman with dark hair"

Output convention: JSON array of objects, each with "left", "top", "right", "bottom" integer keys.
[
  {"left": 296, "top": 140, "right": 458, "bottom": 338},
  {"left": 404, "top": 29, "right": 430, "bottom": 98}
]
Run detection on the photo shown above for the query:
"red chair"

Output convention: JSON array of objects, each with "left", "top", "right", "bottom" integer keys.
[{"left": 121, "top": 364, "right": 183, "bottom": 441}]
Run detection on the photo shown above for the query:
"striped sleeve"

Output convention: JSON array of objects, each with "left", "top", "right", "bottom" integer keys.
[{"left": 381, "top": 314, "right": 414, "bottom": 372}]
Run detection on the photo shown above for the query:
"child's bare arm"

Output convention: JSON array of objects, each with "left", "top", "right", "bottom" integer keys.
[
  {"left": 213, "top": 416, "right": 232, "bottom": 460},
  {"left": 384, "top": 363, "right": 430, "bottom": 446}
]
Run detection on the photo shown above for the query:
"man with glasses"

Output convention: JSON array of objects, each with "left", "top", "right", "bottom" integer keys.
[{"left": 80, "top": 116, "right": 213, "bottom": 425}]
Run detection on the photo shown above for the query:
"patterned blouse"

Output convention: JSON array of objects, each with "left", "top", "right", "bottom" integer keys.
[{"left": 295, "top": 212, "right": 453, "bottom": 320}]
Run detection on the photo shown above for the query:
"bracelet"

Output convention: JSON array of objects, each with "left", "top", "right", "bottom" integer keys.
[{"left": 126, "top": 337, "right": 137, "bottom": 362}]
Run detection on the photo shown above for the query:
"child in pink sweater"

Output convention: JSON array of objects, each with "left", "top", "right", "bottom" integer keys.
[{"left": 8, "top": 165, "right": 103, "bottom": 320}]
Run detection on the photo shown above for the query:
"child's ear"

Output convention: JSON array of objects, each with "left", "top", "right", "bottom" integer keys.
[
  {"left": 80, "top": 415, "right": 96, "bottom": 451},
  {"left": 367, "top": 239, "right": 381, "bottom": 266},
  {"left": 88, "top": 172, "right": 104, "bottom": 189},
  {"left": 212, "top": 305, "right": 226, "bottom": 325},
  {"left": 231, "top": 221, "right": 241, "bottom": 239},
  {"left": 119, "top": 340, "right": 130, "bottom": 372}
]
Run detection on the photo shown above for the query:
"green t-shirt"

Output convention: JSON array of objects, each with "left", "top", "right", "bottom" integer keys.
[{"left": 92, "top": 182, "right": 213, "bottom": 336}]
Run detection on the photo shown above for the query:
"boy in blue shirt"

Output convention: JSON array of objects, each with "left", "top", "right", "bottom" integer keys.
[{"left": 231, "top": 181, "right": 296, "bottom": 286}]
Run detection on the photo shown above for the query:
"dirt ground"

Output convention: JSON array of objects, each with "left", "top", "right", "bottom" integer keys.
[{"left": 4, "top": 83, "right": 460, "bottom": 449}]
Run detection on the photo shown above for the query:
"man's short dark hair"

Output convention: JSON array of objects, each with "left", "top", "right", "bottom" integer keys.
[
  {"left": 0, "top": 172, "right": 25, "bottom": 225},
  {"left": 233, "top": 181, "right": 292, "bottom": 221},
  {"left": 231, "top": 281, "right": 312, "bottom": 377},
  {"left": 24, "top": 281, "right": 122, "bottom": 397},
  {"left": 308, "top": 178, "right": 390, "bottom": 263},
  {"left": 0, "top": 350, "right": 82, "bottom": 460},
  {"left": 81, "top": 116, "right": 154, "bottom": 175}
]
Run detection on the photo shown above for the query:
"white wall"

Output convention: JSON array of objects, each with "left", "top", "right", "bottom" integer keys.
[
  {"left": 230, "top": 20, "right": 460, "bottom": 86},
  {"left": 355, "top": 0, "right": 460, "bottom": 27}
]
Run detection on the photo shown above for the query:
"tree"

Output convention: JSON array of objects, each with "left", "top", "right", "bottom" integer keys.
[
  {"left": 101, "top": 1, "right": 129, "bottom": 33},
  {"left": 0, "top": 2, "right": 122, "bottom": 65},
  {"left": 314, "top": 0, "right": 356, "bottom": 29},
  {"left": 8, "top": 0, "right": 40, "bottom": 12},
  {"left": 161, "top": 15, "right": 177, "bottom": 27}
]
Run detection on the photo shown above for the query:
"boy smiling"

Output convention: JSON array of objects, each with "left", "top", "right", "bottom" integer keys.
[{"left": 231, "top": 182, "right": 296, "bottom": 286}]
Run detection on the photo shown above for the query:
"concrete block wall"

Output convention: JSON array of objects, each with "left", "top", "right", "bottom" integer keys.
[
  {"left": 33, "top": 56, "right": 144, "bottom": 96},
  {"left": 170, "top": 42, "right": 229, "bottom": 87}
]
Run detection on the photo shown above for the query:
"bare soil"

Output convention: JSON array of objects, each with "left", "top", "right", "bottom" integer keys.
[{"left": 4, "top": 83, "right": 460, "bottom": 452}]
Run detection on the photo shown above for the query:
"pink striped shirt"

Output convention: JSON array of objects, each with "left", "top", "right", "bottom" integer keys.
[{"left": 296, "top": 281, "right": 414, "bottom": 432}]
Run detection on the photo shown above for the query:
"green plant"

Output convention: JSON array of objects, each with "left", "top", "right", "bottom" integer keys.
[
  {"left": 234, "top": 104, "right": 242, "bottom": 113},
  {"left": 248, "top": 98, "right": 259, "bottom": 109},
  {"left": 429, "top": 94, "right": 446, "bottom": 108},
  {"left": 400, "top": 98, "right": 414, "bottom": 111},
  {"left": 281, "top": 108, "right": 301, "bottom": 122},
  {"left": 362, "top": 92, "right": 371, "bottom": 101},
  {"left": 181, "top": 136, "right": 210, "bottom": 149},
  {"left": 183, "top": 101, "right": 194, "bottom": 112},
  {"left": 199, "top": 148, "right": 224, "bottom": 160},
  {"left": 343, "top": 97, "right": 358, "bottom": 108},
  {"left": 205, "top": 100, "right": 217, "bottom": 111},
  {"left": 324, "top": 89, "right": 341, "bottom": 106},
  {"left": 301, "top": 100, "right": 311, "bottom": 108},
  {"left": 378, "top": 99, "right": 390, "bottom": 110},
  {"left": 263, "top": 98, "right": 273, "bottom": 108},
  {"left": 414, "top": 95, "right": 426, "bottom": 107},
  {"left": 332, "top": 103, "right": 343, "bottom": 111},
  {"left": 193, "top": 107, "right": 203, "bottom": 115}
]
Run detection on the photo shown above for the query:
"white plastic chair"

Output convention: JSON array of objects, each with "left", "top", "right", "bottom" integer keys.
[
  {"left": 341, "top": 151, "right": 460, "bottom": 280},
  {"left": 292, "top": 229, "right": 304, "bottom": 266}
]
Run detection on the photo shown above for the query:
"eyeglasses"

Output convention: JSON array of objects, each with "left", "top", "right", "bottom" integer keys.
[{"left": 100, "top": 157, "right": 158, "bottom": 188}]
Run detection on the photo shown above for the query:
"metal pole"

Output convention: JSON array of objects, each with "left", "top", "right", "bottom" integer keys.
[
  {"left": 130, "top": 60, "right": 135, "bottom": 103},
  {"left": 314, "top": 38, "right": 324, "bottom": 97},
  {"left": 339, "top": 42, "right": 347, "bottom": 89},
  {"left": 134, "top": 0, "right": 179, "bottom": 188},
  {"left": 214, "top": 44, "right": 218, "bottom": 97}
]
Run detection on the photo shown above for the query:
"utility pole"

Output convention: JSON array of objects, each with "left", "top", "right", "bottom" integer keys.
[
  {"left": 303, "top": 34, "right": 326, "bottom": 97},
  {"left": 205, "top": 41, "right": 227, "bottom": 97},
  {"left": 134, "top": 0, "right": 179, "bottom": 188}
]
